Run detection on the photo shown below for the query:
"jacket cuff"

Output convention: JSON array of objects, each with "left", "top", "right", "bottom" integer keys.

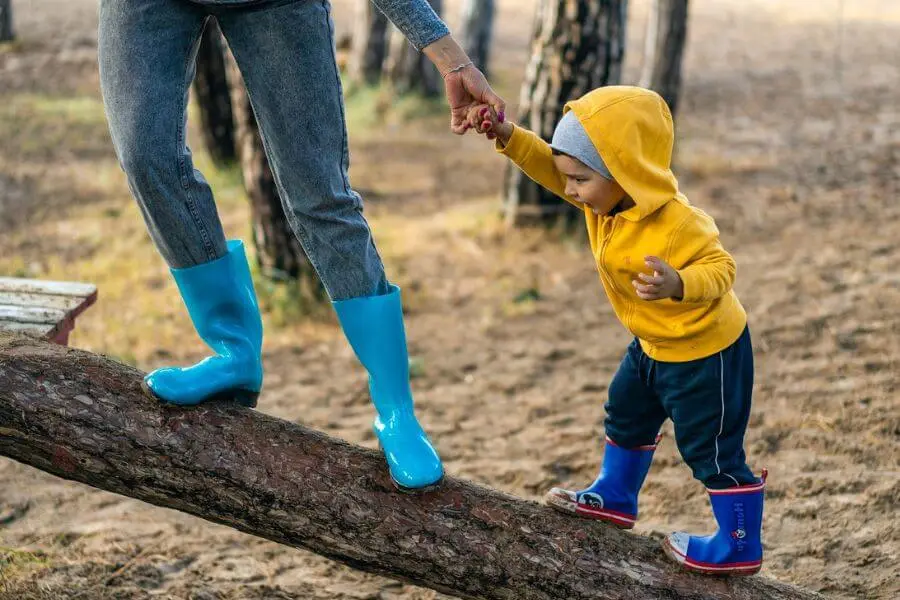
[{"left": 495, "top": 124, "right": 533, "bottom": 163}]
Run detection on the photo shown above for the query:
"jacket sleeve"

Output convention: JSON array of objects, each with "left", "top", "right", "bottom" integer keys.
[
  {"left": 496, "top": 124, "right": 583, "bottom": 210},
  {"left": 671, "top": 211, "right": 736, "bottom": 303},
  {"left": 371, "top": 0, "right": 450, "bottom": 51}
]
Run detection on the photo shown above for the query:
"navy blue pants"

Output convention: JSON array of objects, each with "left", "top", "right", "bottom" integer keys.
[{"left": 604, "top": 326, "right": 756, "bottom": 489}]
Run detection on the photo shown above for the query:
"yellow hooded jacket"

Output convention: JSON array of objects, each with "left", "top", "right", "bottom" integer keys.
[{"left": 498, "top": 86, "right": 746, "bottom": 362}]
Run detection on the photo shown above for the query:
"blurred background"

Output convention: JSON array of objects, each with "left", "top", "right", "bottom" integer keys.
[{"left": 1, "top": 0, "right": 898, "bottom": 598}]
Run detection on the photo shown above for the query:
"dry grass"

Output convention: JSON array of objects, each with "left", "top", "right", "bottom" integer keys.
[{"left": 0, "top": 547, "right": 52, "bottom": 599}]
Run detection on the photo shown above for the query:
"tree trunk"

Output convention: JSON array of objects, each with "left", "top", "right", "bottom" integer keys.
[
  {"left": 383, "top": 0, "right": 443, "bottom": 97},
  {"left": 503, "top": 0, "right": 628, "bottom": 228},
  {"left": 0, "top": 334, "right": 826, "bottom": 600},
  {"left": 459, "top": 0, "right": 495, "bottom": 78},
  {"left": 0, "top": 0, "right": 13, "bottom": 43},
  {"left": 639, "top": 0, "right": 689, "bottom": 115},
  {"left": 348, "top": 0, "right": 390, "bottom": 86},
  {"left": 225, "top": 50, "right": 324, "bottom": 295},
  {"left": 193, "top": 18, "right": 237, "bottom": 166}
]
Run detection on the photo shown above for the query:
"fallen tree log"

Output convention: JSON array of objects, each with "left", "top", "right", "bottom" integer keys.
[{"left": 0, "top": 334, "right": 822, "bottom": 600}]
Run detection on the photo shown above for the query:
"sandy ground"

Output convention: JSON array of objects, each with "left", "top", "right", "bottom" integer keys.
[{"left": 1, "top": 0, "right": 899, "bottom": 598}]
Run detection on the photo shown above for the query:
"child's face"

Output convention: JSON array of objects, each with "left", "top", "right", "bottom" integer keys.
[{"left": 553, "top": 154, "right": 626, "bottom": 215}]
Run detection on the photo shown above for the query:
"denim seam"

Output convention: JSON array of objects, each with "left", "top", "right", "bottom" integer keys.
[
  {"left": 177, "top": 16, "right": 206, "bottom": 190},
  {"left": 321, "top": 0, "right": 353, "bottom": 197},
  {"left": 179, "top": 16, "right": 218, "bottom": 262}
]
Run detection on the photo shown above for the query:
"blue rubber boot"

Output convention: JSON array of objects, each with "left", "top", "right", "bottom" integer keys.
[
  {"left": 663, "top": 470, "right": 767, "bottom": 576},
  {"left": 143, "top": 239, "right": 263, "bottom": 407},
  {"left": 545, "top": 436, "right": 658, "bottom": 528},
  {"left": 333, "top": 284, "right": 443, "bottom": 491}
]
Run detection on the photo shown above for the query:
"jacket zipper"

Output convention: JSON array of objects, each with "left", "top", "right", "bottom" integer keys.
[{"left": 598, "top": 215, "right": 635, "bottom": 332}]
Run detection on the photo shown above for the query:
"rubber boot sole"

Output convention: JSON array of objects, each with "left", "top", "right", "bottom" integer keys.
[
  {"left": 662, "top": 537, "right": 762, "bottom": 576},
  {"left": 544, "top": 489, "right": 636, "bottom": 529},
  {"left": 141, "top": 380, "right": 259, "bottom": 408},
  {"left": 375, "top": 441, "right": 444, "bottom": 494}
]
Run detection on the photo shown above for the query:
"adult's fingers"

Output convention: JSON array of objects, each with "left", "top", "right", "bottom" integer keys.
[
  {"left": 450, "top": 108, "right": 470, "bottom": 135},
  {"left": 483, "top": 87, "right": 507, "bottom": 122}
]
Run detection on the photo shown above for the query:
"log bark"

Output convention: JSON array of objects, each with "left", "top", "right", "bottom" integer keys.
[
  {"left": 225, "top": 49, "right": 325, "bottom": 296},
  {"left": 348, "top": 0, "right": 390, "bottom": 86},
  {"left": 503, "top": 0, "right": 627, "bottom": 228},
  {"left": 638, "top": 0, "right": 689, "bottom": 115},
  {"left": 193, "top": 18, "right": 237, "bottom": 166},
  {"left": 0, "top": 334, "right": 824, "bottom": 600}
]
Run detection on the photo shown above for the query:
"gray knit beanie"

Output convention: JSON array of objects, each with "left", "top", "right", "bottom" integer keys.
[{"left": 550, "top": 110, "right": 612, "bottom": 180}]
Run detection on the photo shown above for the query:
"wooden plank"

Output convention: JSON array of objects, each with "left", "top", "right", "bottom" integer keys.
[
  {"left": 0, "top": 277, "right": 97, "bottom": 298},
  {"left": 0, "top": 278, "right": 98, "bottom": 345},
  {"left": 0, "top": 291, "right": 85, "bottom": 311},
  {"left": 0, "top": 321, "right": 56, "bottom": 338},
  {"left": 0, "top": 305, "right": 68, "bottom": 325}
]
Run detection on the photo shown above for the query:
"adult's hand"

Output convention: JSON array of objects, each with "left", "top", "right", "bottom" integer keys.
[
  {"left": 443, "top": 65, "right": 506, "bottom": 135},
  {"left": 423, "top": 35, "right": 507, "bottom": 135}
]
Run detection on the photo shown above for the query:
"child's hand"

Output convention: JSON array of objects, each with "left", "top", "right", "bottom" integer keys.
[
  {"left": 466, "top": 104, "right": 513, "bottom": 146},
  {"left": 632, "top": 256, "right": 684, "bottom": 301}
]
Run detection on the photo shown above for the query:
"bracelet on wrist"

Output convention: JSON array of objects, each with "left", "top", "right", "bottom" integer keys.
[{"left": 441, "top": 61, "right": 474, "bottom": 79}]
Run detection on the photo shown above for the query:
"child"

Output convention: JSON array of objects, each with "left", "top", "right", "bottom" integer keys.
[{"left": 468, "top": 87, "right": 766, "bottom": 576}]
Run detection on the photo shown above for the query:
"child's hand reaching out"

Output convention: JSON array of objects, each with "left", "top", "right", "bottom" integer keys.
[
  {"left": 632, "top": 256, "right": 684, "bottom": 301},
  {"left": 466, "top": 104, "right": 514, "bottom": 146}
]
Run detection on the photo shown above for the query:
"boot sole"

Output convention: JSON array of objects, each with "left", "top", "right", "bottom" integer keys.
[
  {"left": 662, "top": 537, "right": 761, "bottom": 576},
  {"left": 375, "top": 437, "right": 444, "bottom": 494},
  {"left": 377, "top": 444, "right": 444, "bottom": 494},
  {"left": 391, "top": 474, "right": 445, "bottom": 495},
  {"left": 544, "top": 491, "right": 636, "bottom": 529},
  {"left": 141, "top": 380, "right": 259, "bottom": 409}
]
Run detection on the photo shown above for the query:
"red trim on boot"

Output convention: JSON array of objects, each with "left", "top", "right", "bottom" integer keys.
[
  {"left": 546, "top": 490, "right": 637, "bottom": 529},
  {"left": 604, "top": 433, "right": 662, "bottom": 452},
  {"left": 707, "top": 469, "right": 768, "bottom": 496},
  {"left": 663, "top": 537, "right": 762, "bottom": 575}
]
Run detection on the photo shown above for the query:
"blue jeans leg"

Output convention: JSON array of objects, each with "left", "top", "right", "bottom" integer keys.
[
  {"left": 99, "top": 0, "right": 228, "bottom": 268},
  {"left": 216, "top": 0, "right": 390, "bottom": 300}
]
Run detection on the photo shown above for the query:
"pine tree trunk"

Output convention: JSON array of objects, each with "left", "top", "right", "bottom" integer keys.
[
  {"left": 225, "top": 51, "right": 324, "bottom": 295},
  {"left": 383, "top": 0, "right": 443, "bottom": 97},
  {"left": 503, "top": 0, "right": 628, "bottom": 228},
  {"left": 459, "top": 0, "right": 495, "bottom": 78},
  {"left": 0, "top": 0, "right": 14, "bottom": 43},
  {"left": 639, "top": 0, "right": 689, "bottom": 115},
  {"left": 348, "top": 0, "right": 390, "bottom": 86},
  {"left": 193, "top": 18, "right": 237, "bottom": 166}
]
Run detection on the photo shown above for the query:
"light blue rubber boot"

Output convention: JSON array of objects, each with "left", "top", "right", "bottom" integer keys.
[
  {"left": 333, "top": 284, "right": 444, "bottom": 491},
  {"left": 144, "top": 239, "right": 263, "bottom": 407},
  {"left": 663, "top": 470, "right": 767, "bottom": 576},
  {"left": 545, "top": 436, "right": 658, "bottom": 528}
]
